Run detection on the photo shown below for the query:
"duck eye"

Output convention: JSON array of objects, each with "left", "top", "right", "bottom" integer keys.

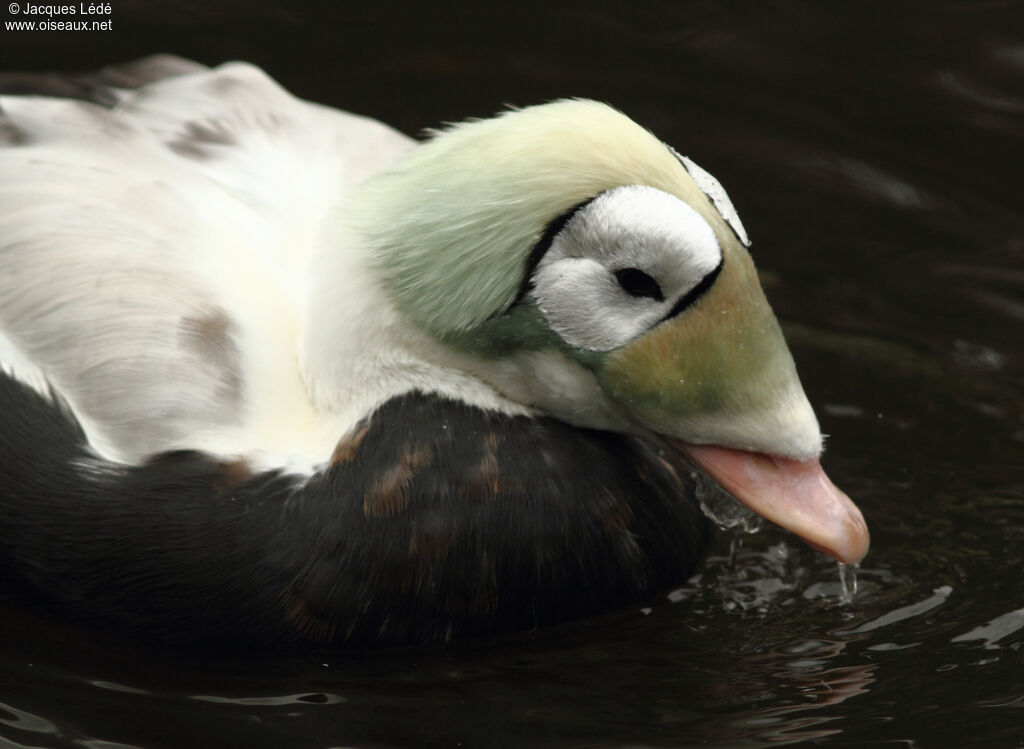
[{"left": 614, "top": 267, "right": 664, "bottom": 302}]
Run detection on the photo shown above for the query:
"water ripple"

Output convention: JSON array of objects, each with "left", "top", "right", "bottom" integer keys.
[
  {"left": 951, "top": 607, "right": 1024, "bottom": 649},
  {"left": 837, "top": 586, "right": 954, "bottom": 635}
]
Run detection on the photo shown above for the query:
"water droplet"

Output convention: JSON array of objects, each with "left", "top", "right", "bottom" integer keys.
[
  {"left": 838, "top": 562, "right": 859, "bottom": 604},
  {"left": 694, "top": 471, "right": 763, "bottom": 534}
]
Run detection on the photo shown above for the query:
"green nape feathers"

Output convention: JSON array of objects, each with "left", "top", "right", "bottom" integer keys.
[{"left": 349, "top": 99, "right": 737, "bottom": 337}]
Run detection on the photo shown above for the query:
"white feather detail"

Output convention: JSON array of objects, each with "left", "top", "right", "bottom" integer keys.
[
  {"left": 0, "top": 326, "right": 53, "bottom": 403},
  {"left": 299, "top": 216, "right": 533, "bottom": 435},
  {"left": 0, "top": 60, "right": 426, "bottom": 470},
  {"left": 677, "top": 154, "right": 751, "bottom": 248},
  {"left": 0, "top": 326, "right": 128, "bottom": 462}
]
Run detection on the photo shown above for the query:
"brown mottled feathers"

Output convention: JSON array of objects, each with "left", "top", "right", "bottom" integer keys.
[{"left": 0, "top": 55, "right": 205, "bottom": 104}]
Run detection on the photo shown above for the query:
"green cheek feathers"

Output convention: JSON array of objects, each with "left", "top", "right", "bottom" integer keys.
[
  {"left": 599, "top": 249, "right": 799, "bottom": 433},
  {"left": 440, "top": 302, "right": 609, "bottom": 371},
  {"left": 439, "top": 303, "right": 556, "bottom": 357}
]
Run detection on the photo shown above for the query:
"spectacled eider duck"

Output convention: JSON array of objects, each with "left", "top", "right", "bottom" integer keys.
[{"left": 0, "top": 56, "right": 868, "bottom": 647}]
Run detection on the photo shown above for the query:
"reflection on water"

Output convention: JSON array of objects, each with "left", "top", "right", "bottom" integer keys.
[
  {"left": 952, "top": 607, "right": 1024, "bottom": 649},
  {"left": 0, "top": 702, "right": 60, "bottom": 740},
  {"left": 838, "top": 585, "right": 953, "bottom": 636},
  {"left": 1, "top": 0, "right": 1022, "bottom": 747},
  {"left": 703, "top": 654, "right": 877, "bottom": 747}
]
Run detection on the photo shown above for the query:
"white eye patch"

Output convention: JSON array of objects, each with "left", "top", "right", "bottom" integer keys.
[{"left": 532, "top": 185, "right": 722, "bottom": 352}]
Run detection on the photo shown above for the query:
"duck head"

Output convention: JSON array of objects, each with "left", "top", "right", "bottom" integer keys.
[{"left": 346, "top": 99, "right": 869, "bottom": 565}]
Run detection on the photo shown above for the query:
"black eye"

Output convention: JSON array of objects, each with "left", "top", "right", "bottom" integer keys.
[{"left": 614, "top": 267, "right": 664, "bottom": 302}]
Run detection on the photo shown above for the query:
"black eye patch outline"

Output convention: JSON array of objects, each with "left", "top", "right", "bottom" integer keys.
[
  {"left": 662, "top": 257, "right": 724, "bottom": 322},
  {"left": 509, "top": 195, "right": 599, "bottom": 309},
  {"left": 503, "top": 187, "right": 722, "bottom": 327}
]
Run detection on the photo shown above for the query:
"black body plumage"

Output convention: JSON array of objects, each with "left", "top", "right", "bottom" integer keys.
[{"left": 0, "top": 372, "right": 710, "bottom": 647}]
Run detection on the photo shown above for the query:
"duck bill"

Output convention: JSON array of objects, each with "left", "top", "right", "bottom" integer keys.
[
  {"left": 683, "top": 444, "right": 869, "bottom": 565},
  {"left": 599, "top": 246, "right": 869, "bottom": 563}
]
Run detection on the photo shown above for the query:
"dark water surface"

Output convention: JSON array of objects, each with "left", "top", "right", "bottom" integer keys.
[{"left": 2, "top": 1, "right": 1023, "bottom": 747}]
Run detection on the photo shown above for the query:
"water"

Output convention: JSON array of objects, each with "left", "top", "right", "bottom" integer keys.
[
  {"left": 2, "top": 1, "right": 1023, "bottom": 747},
  {"left": 694, "top": 469, "right": 764, "bottom": 535},
  {"left": 837, "top": 563, "right": 857, "bottom": 605}
]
